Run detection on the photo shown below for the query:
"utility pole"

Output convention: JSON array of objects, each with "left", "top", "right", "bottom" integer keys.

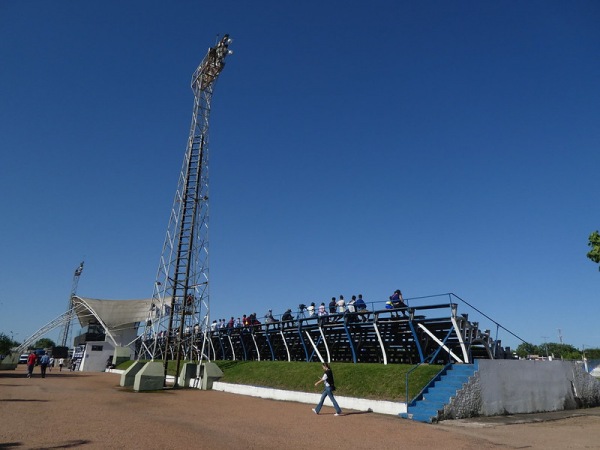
[
  {"left": 541, "top": 336, "right": 549, "bottom": 358},
  {"left": 558, "top": 328, "right": 563, "bottom": 344}
]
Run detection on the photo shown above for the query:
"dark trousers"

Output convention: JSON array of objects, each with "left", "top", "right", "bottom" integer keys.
[{"left": 40, "top": 364, "right": 48, "bottom": 378}]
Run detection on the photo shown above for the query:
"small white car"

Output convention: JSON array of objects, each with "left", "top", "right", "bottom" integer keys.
[{"left": 19, "top": 354, "right": 28, "bottom": 364}]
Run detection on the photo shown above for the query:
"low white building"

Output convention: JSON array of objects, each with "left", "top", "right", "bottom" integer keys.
[{"left": 71, "top": 296, "right": 154, "bottom": 372}]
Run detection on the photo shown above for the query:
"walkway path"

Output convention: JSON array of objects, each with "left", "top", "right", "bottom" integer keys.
[{"left": 1, "top": 366, "right": 599, "bottom": 449}]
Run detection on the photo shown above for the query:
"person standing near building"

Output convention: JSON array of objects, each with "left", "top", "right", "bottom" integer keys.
[
  {"left": 39, "top": 353, "right": 50, "bottom": 378},
  {"left": 312, "top": 363, "right": 342, "bottom": 416},
  {"left": 26, "top": 351, "right": 37, "bottom": 378}
]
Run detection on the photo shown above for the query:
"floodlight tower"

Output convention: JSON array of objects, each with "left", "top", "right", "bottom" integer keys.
[
  {"left": 58, "top": 261, "right": 84, "bottom": 347},
  {"left": 140, "top": 35, "right": 232, "bottom": 385}
]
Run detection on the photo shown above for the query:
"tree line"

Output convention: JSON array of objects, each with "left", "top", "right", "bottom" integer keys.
[
  {"left": 0, "top": 333, "right": 56, "bottom": 355},
  {"left": 515, "top": 342, "right": 600, "bottom": 360}
]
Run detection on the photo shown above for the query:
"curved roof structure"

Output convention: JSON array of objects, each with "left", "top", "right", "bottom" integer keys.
[
  {"left": 72, "top": 296, "right": 154, "bottom": 347},
  {"left": 72, "top": 296, "right": 153, "bottom": 328}
]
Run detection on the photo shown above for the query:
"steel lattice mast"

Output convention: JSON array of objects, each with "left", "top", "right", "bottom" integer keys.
[
  {"left": 57, "top": 261, "right": 84, "bottom": 348},
  {"left": 140, "top": 35, "right": 232, "bottom": 384}
]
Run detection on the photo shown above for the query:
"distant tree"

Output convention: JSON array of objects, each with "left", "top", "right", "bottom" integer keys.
[
  {"left": 583, "top": 348, "right": 600, "bottom": 360},
  {"left": 0, "top": 332, "right": 19, "bottom": 355},
  {"left": 543, "top": 342, "right": 581, "bottom": 360},
  {"left": 515, "top": 342, "right": 538, "bottom": 358},
  {"left": 516, "top": 342, "right": 584, "bottom": 360},
  {"left": 34, "top": 338, "right": 56, "bottom": 349},
  {"left": 587, "top": 230, "right": 600, "bottom": 270}
]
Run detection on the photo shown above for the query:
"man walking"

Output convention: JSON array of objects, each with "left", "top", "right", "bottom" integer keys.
[
  {"left": 39, "top": 353, "right": 50, "bottom": 378},
  {"left": 26, "top": 351, "right": 37, "bottom": 378}
]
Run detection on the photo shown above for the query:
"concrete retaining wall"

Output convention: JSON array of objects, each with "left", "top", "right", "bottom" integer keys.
[
  {"left": 111, "top": 360, "right": 600, "bottom": 420},
  {"left": 442, "top": 360, "right": 600, "bottom": 420},
  {"left": 211, "top": 381, "right": 406, "bottom": 416}
]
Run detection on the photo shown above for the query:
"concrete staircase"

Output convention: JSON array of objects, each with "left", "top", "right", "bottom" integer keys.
[{"left": 401, "top": 362, "right": 478, "bottom": 423}]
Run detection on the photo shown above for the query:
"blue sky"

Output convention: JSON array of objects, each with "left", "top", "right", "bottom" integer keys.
[{"left": 1, "top": 1, "right": 598, "bottom": 352}]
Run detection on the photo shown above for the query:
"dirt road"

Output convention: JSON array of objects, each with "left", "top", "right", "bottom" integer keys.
[{"left": 1, "top": 366, "right": 599, "bottom": 449}]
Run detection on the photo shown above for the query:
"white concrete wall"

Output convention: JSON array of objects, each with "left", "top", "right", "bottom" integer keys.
[
  {"left": 211, "top": 382, "right": 406, "bottom": 416},
  {"left": 79, "top": 341, "right": 115, "bottom": 372}
]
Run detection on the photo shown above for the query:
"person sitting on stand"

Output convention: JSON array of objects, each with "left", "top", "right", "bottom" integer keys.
[
  {"left": 390, "top": 289, "right": 408, "bottom": 317},
  {"left": 265, "top": 309, "right": 279, "bottom": 330},
  {"left": 281, "top": 308, "right": 294, "bottom": 328},
  {"left": 355, "top": 294, "right": 369, "bottom": 322}
]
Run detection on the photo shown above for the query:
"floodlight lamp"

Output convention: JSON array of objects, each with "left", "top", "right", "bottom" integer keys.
[
  {"left": 227, "top": 50, "right": 234, "bottom": 56},
  {"left": 227, "top": 38, "right": 233, "bottom": 45}
]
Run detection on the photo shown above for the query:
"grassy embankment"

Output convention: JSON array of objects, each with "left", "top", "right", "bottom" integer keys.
[{"left": 118, "top": 360, "right": 443, "bottom": 401}]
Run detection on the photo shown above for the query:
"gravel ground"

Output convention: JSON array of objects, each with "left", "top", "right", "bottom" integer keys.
[{"left": 1, "top": 366, "right": 600, "bottom": 449}]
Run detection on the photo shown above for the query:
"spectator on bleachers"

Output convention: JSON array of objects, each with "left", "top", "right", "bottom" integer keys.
[
  {"left": 318, "top": 302, "right": 327, "bottom": 317},
  {"left": 336, "top": 295, "right": 346, "bottom": 313},
  {"left": 234, "top": 318, "right": 242, "bottom": 328},
  {"left": 267, "top": 311, "right": 279, "bottom": 330},
  {"left": 281, "top": 309, "right": 294, "bottom": 327},
  {"left": 329, "top": 297, "right": 336, "bottom": 314},
  {"left": 390, "top": 289, "right": 408, "bottom": 316},
  {"left": 355, "top": 294, "right": 367, "bottom": 311},
  {"left": 346, "top": 295, "right": 358, "bottom": 322},
  {"left": 307, "top": 302, "right": 316, "bottom": 317},
  {"left": 390, "top": 289, "right": 406, "bottom": 307},
  {"left": 227, "top": 317, "right": 235, "bottom": 328},
  {"left": 265, "top": 309, "right": 276, "bottom": 323},
  {"left": 347, "top": 295, "right": 356, "bottom": 313},
  {"left": 318, "top": 302, "right": 328, "bottom": 325},
  {"left": 250, "top": 313, "right": 261, "bottom": 327},
  {"left": 355, "top": 294, "right": 368, "bottom": 322},
  {"left": 210, "top": 320, "right": 218, "bottom": 333},
  {"left": 242, "top": 314, "right": 250, "bottom": 327}
]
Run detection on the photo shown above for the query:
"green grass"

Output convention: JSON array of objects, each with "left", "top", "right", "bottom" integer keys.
[
  {"left": 116, "top": 359, "right": 442, "bottom": 401},
  {"left": 213, "top": 361, "right": 442, "bottom": 401}
]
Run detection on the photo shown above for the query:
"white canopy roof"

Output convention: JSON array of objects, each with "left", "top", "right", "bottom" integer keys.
[{"left": 72, "top": 296, "right": 153, "bottom": 329}]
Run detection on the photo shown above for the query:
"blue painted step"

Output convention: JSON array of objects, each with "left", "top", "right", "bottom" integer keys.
[{"left": 401, "top": 362, "right": 478, "bottom": 423}]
